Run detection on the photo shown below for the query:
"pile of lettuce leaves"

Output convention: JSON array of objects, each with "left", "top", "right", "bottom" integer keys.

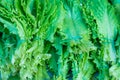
[{"left": 0, "top": 0, "right": 120, "bottom": 80}]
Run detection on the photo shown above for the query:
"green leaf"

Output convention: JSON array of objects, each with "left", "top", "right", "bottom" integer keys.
[{"left": 89, "top": 0, "right": 118, "bottom": 62}]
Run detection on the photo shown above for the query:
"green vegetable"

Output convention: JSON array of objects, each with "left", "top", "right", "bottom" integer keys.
[{"left": 0, "top": 0, "right": 120, "bottom": 80}]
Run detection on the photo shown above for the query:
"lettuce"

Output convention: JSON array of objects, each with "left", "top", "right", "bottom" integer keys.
[{"left": 0, "top": 0, "right": 120, "bottom": 80}]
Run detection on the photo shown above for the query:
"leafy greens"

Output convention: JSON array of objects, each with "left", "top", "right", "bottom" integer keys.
[{"left": 0, "top": 0, "right": 120, "bottom": 80}]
